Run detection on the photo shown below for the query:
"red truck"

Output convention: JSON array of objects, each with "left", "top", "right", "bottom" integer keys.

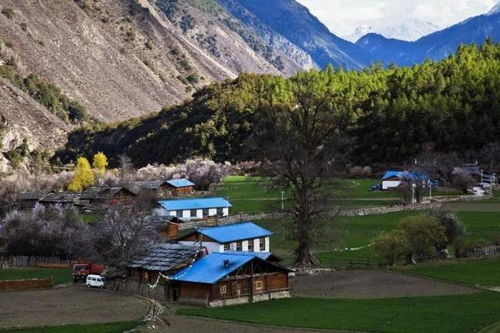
[{"left": 72, "top": 261, "right": 105, "bottom": 282}]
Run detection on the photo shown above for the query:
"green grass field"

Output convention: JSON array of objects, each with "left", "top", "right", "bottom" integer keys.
[
  {"left": 0, "top": 321, "right": 140, "bottom": 333},
  {"left": 396, "top": 257, "right": 500, "bottom": 286},
  {"left": 259, "top": 210, "right": 500, "bottom": 266},
  {"left": 213, "top": 176, "right": 464, "bottom": 214},
  {"left": 179, "top": 292, "right": 500, "bottom": 333},
  {"left": 0, "top": 268, "right": 71, "bottom": 285}
]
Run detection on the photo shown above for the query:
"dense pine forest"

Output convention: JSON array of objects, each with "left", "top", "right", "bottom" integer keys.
[{"left": 56, "top": 42, "right": 500, "bottom": 168}]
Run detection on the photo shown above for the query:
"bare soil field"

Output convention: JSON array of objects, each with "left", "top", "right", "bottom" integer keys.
[
  {"left": 290, "top": 270, "right": 478, "bottom": 298},
  {"left": 0, "top": 285, "right": 147, "bottom": 329}
]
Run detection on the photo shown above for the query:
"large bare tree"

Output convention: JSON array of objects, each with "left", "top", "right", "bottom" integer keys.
[
  {"left": 92, "top": 203, "right": 160, "bottom": 276},
  {"left": 254, "top": 70, "right": 348, "bottom": 269}
]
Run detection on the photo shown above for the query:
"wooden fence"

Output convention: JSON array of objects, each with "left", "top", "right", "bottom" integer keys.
[{"left": 0, "top": 278, "right": 53, "bottom": 291}]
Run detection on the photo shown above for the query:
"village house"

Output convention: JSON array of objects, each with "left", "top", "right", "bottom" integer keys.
[
  {"left": 154, "top": 197, "right": 231, "bottom": 220},
  {"left": 171, "top": 252, "right": 291, "bottom": 307},
  {"left": 381, "top": 171, "right": 429, "bottom": 190},
  {"left": 38, "top": 192, "right": 82, "bottom": 207},
  {"left": 126, "top": 243, "right": 203, "bottom": 300},
  {"left": 80, "top": 186, "right": 136, "bottom": 208},
  {"left": 164, "top": 179, "right": 195, "bottom": 196},
  {"left": 18, "top": 191, "right": 48, "bottom": 209},
  {"left": 178, "top": 221, "right": 272, "bottom": 254},
  {"left": 135, "top": 179, "right": 195, "bottom": 198}
]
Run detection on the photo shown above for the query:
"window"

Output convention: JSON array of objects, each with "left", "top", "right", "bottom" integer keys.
[
  {"left": 223, "top": 243, "right": 230, "bottom": 251},
  {"left": 259, "top": 238, "right": 265, "bottom": 251},
  {"left": 202, "top": 208, "right": 209, "bottom": 217},
  {"left": 236, "top": 242, "right": 242, "bottom": 251},
  {"left": 190, "top": 209, "right": 197, "bottom": 217},
  {"left": 247, "top": 241, "right": 253, "bottom": 252},
  {"left": 220, "top": 285, "right": 227, "bottom": 295},
  {"left": 217, "top": 207, "right": 223, "bottom": 216},
  {"left": 255, "top": 281, "right": 263, "bottom": 290}
]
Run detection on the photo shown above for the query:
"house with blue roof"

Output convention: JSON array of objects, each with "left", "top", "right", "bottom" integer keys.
[
  {"left": 136, "top": 178, "right": 195, "bottom": 197},
  {"left": 381, "top": 170, "right": 429, "bottom": 190},
  {"left": 178, "top": 221, "right": 273, "bottom": 254},
  {"left": 155, "top": 197, "right": 231, "bottom": 220},
  {"left": 171, "top": 252, "right": 291, "bottom": 307}
]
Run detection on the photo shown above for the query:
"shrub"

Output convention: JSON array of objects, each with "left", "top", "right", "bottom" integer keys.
[
  {"left": 186, "top": 74, "right": 200, "bottom": 84},
  {"left": 372, "top": 230, "right": 409, "bottom": 266},
  {"left": 348, "top": 166, "right": 363, "bottom": 178},
  {"left": 1, "top": 8, "right": 15, "bottom": 19},
  {"left": 399, "top": 215, "right": 447, "bottom": 262}
]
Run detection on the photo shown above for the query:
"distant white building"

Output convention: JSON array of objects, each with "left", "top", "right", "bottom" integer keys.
[
  {"left": 154, "top": 197, "right": 231, "bottom": 220},
  {"left": 178, "top": 221, "right": 272, "bottom": 254}
]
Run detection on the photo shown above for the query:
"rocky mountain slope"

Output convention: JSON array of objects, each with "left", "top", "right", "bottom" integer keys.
[
  {"left": 218, "top": 0, "right": 370, "bottom": 69},
  {"left": 0, "top": 0, "right": 308, "bottom": 171},
  {"left": 357, "top": 9, "right": 500, "bottom": 66}
]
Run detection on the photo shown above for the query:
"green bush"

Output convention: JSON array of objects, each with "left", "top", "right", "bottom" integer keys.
[
  {"left": 186, "top": 74, "right": 200, "bottom": 84},
  {"left": 1, "top": 8, "right": 15, "bottom": 19}
]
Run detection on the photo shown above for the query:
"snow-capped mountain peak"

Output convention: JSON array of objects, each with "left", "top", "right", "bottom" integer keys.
[
  {"left": 345, "top": 19, "right": 441, "bottom": 42},
  {"left": 488, "top": 2, "right": 500, "bottom": 15}
]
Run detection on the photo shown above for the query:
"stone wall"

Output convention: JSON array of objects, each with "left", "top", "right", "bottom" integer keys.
[
  {"left": 0, "top": 278, "right": 53, "bottom": 291},
  {"left": 208, "top": 290, "right": 290, "bottom": 307}
]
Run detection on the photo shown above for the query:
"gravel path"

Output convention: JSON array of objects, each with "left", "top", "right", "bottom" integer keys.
[
  {"left": 0, "top": 285, "right": 147, "bottom": 329},
  {"left": 290, "top": 270, "right": 478, "bottom": 298}
]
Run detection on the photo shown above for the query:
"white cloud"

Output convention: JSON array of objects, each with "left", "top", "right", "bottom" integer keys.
[{"left": 297, "top": 0, "right": 497, "bottom": 38}]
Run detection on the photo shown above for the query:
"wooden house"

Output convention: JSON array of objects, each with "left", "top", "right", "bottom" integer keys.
[
  {"left": 80, "top": 186, "right": 136, "bottom": 207},
  {"left": 178, "top": 221, "right": 272, "bottom": 254},
  {"left": 171, "top": 252, "right": 291, "bottom": 307},
  {"left": 38, "top": 192, "right": 81, "bottom": 207},
  {"left": 18, "top": 191, "right": 47, "bottom": 209},
  {"left": 154, "top": 197, "right": 231, "bottom": 220},
  {"left": 126, "top": 243, "right": 203, "bottom": 300},
  {"left": 135, "top": 180, "right": 170, "bottom": 198},
  {"left": 164, "top": 179, "right": 195, "bottom": 196}
]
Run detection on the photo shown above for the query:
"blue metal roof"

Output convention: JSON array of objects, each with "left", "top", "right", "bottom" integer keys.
[
  {"left": 222, "top": 251, "right": 273, "bottom": 260},
  {"left": 382, "top": 171, "right": 429, "bottom": 181},
  {"left": 166, "top": 178, "right": 195, "bottom": 188},
  {"left": 382, "top": 171, "right": 406, "bottom": 180},
  {"left": 197, "top": 222, "right": 272, "bottom": 243},
  {"left": 172, "top": 252, "right": 256, "bottom": 284},
  {"left": 158, "top": 197, "right": 231, "bottom": 211}
]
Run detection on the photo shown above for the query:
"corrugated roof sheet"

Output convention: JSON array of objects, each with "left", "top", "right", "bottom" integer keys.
[
  {"left": 19, "top": 191, "right": 47, "bottom": 200},
  {"left": 127, "top": 243, "right": 200, "bottom": 272},
  {"left": 196, "top": 222, "right": 272, "bottom": 243},
  {"left": 382, "top": 171, "right": 406, "bottom": 180},
  {"left": 158, "top": 197, "right": 231, "bottom": 211},
  {"left": 166, "top": 179, "right": 195, "bottom": 188},
  {"left": 222, "top": 251, "right": 272, "bottom": 260},
  {"left": 135, "top": 180, "right": 166, "bottom": 190},
  {"left": 81, "top": 186, "right": 136, "bottom": 199},
  {"left": 172, "top": 252, "right": 255, "bottom": 284}
]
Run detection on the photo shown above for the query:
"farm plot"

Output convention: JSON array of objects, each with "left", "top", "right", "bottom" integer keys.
[
  {"left": 290, "top": 270, "right": 477, "bottom": 299},
  {"left": 0, "top": 286, "right": 147, "bottom": 329}
]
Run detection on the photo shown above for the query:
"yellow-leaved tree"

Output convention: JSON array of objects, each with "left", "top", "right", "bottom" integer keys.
[
  {"left": 92, "top": 152, "right": 108, "bottom": 177},
  {"left": 68, "top": 157, "right": 95, "bottom": 192}
]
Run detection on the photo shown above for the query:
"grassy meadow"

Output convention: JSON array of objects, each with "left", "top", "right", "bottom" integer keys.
[
  {"left": 0, "top": 268, "right": 71, "bottom": 285},
  {"left": 179, "top": 292, "right": 500, "bottom": 333}
]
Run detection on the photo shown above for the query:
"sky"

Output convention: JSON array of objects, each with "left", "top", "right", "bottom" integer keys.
[{"left": 296, "top": 0, "right": 498, "bottom": 38}]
